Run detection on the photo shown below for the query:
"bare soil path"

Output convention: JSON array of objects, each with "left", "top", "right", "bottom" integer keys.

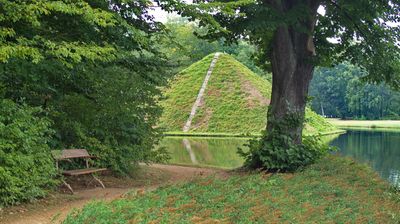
[{"left": 0, "top": 164, "right": 229, "bottom": 224}]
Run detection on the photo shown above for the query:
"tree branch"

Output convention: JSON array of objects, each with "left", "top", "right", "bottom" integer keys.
[{"left": 327, "top": 0, "right": 369, "bottom": 40}]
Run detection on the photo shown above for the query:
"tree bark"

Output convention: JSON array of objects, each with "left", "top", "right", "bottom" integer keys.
[{"left": 265, "top": 0, "right": 320, "bottom": 145}]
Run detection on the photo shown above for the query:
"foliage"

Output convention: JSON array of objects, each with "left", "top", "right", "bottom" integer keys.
[
  {"left": 160, "top": 0, "right": 400, "bottom": 89},
  {"left": 0, "top": 0, "right": 171, "bottom": 178},
  {"left": 0, "top": 0, "right": 117, "bottom": 65},
  {"left": 63, "top": 155, "right": 400, "bottom": 223},
  {"left": 0, "top": 99, "right": 57, "bottom": 206},
  {"left": 0, "top": 0, "right": 168, "bottom": 66},
  {"left": 160, "top": 53, "right": 334, "bottom": 134},
  {"left": 240, "top": 112, "right": 331, "bottom": 171},
  {"left": 159, "top": 0, "right": 400, "bottom": 171},
  {"left": 1, "top": 58, "right": 169, "bottom": 175},
  {"left": 52, "top": 63, "right": 169, "bottom": 174},
  {"left": 161, "top": 18, "right": 221, "bottom": 70},
  {"left": 161, "top": 17, "right": 269, "bottom": 77},
  {"left": 310, "top": 63, "right": 400, "bottom": 119},
  {"left": 346, "top": 79, "right": 400, "bottom": 120}
]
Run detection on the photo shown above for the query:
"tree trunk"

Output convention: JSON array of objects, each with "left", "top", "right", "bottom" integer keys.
[{"left": 265, "top": 0, "right": 320, "bottom": 145}]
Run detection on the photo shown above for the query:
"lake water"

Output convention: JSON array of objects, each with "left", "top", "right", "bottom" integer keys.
[
  {"left": 330, "top": 129, "right": 400, "bottom": 187},
  {"left": 161, "top": 137, "right": 247, "bottom": 169},
  {"left": 161, "top": 130, "right": 400, "bottom": 187}
]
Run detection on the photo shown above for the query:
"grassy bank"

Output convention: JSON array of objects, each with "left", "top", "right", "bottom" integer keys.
[
  {"left": 163, "top": 129, "right": 346, "bottom": 138},
  {"left": 329, "top": 119, "right": 400, "bottom": 129},
  {"left": 63, "top": 156, "right": 400, "bottom": 223},
  {"left": 160, "top": 54, "right": 336, "bottom": 134},
  {"left": 163, "top": 131, "right": 259, "bottom": 138}
]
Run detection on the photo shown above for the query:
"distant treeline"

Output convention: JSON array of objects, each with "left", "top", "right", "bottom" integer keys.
[{"left": 309, "top": 63, "right": 400, "bottom": 120}]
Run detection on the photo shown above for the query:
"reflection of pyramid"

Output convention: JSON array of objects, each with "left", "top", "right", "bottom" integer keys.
[
  {"left": 159, "top": 53, "right": 335, "bottom": 134},
  {"left": 182, "top": 138, "right": 198, "bottom": 164}
]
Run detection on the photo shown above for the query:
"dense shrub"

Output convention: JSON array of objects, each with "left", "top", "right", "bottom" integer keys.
[
  {"left": 0, "top": 100, "right": 57, "bottom": 206},
  {"left": 240, "top": 113, "right": 332, "bottom": 171},
  {"left": 0, "top": 0, "right": 172, "bottom": 177},
  {"left": 47, "top": 64, "right": 169, "bottom": 175},
  {"left": 241, "top": 133, "right": 330, "bottom": 171}
]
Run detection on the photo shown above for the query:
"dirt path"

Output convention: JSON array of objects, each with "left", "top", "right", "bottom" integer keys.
[{"left": 1, "top": 164, "right": 228, "bottom": 224}]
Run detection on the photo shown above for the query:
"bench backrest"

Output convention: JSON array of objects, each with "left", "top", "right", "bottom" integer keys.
[{"left": 52, "top": 149, "right": 90, "bottom": 160}]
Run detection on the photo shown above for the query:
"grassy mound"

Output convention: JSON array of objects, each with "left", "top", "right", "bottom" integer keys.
[
  {"left": 159, "top": 53, "right": 335, "bottom": 135},
  {"left": 63, "top": 156, "right": 400, "bottom": 223}
]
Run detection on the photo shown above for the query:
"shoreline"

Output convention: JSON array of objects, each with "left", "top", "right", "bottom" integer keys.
[
  {"left": 328, "top": 118, "right": 400, "bottom": 129},
  {"left": 162, "top": 129, "right": 346, "bottom": 138}
]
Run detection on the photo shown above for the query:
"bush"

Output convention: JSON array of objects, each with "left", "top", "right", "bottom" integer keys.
[
  {"left": 49, "top": 65, "right": 169, "bottom": 175},
  {"left": 239, "top": 111, "right": 332, "bottom": 171},
  {"left": 0, "top": 99, "right": 57, "bottom": 206},
  {"left": 240, "top": 133, "right": 331, "bottom": 171}
]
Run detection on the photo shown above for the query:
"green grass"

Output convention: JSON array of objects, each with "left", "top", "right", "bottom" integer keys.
[
  {"left": 159, "top": 53, "right": 336, "bottom": 135},
  {"left": 159, "top": 54, "right": 214, "bottom": 131},
  {"left": 329, "top": 119, "right": 400, "bottom": 130},
  {"left": 63, "top": 155, "right": 400, "bottom": 224},
  {"left": 163, "top": 129, "right": 345, "bottom": 138},
  {"left": 163, "top": 131, "right": 260, "bottom": 137}
]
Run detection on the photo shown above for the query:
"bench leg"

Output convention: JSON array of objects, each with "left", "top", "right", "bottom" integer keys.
[
  {"left": 92, "top": 174, "right": 105, "bottom": 188},
  {"left": 63, "top": 180, "right": 74, "bottom": 194}
]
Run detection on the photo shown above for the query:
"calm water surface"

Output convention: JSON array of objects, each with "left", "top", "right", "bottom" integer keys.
[
  {"left": 160, "top": 130, "right": 400, "bottom": 186},
  {"left": 161, "top": 137, "right": 247, "bottom": 169},
  {"left": 330, "top": 129, "right": 400, "bottom": 187}
]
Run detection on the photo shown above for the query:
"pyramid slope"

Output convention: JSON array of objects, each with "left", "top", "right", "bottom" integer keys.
[{"left": 160, "top": 53, "right": 335, "bottom": 134}]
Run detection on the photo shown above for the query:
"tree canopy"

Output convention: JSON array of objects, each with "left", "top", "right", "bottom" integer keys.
[
  {"left": 159, "top": 0, "right": 400, "bottom": 88},
  {"left": 0, "top": 0, "right": 167, "bottom": 65},
  {"left": 161, "top": 17, "right": 269, "bottom": 76},
  {"left": 310, "top": 63, "right": 400, "bottom": 119},
  {"left": 0, "top": 0, "right": 171, "bottom": 205},
  {"left": 158, "top": 0, "right": 400, "bottom": 170}
]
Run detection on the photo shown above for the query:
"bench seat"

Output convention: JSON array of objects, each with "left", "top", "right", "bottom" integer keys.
[
  {"left": 52, "top": 149, "right": 107, "bottom": 193},
  {"left": 62, "top": 168, "right": 107, "bottom": 176}
]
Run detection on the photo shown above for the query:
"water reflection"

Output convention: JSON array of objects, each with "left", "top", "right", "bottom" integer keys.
[
  {"left": 182, "top": 138, "right": 198, "bottom": 164},
  {"left": 160, "top": 137, "right": 248, "bottom": 169},
  {"left": 330, "top": 129, "right": 400, "bottom": 187},
  {"left": 160, "top": 131, "right": 400, "bottom": 187}
]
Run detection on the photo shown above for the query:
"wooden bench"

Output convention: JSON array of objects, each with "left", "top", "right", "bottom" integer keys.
[{"left": 51, "top": 149, "right": 107, "bottom": 194}]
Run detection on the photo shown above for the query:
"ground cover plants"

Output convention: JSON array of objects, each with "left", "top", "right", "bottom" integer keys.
[{"left": 63, "top": 155, "right": 400, "bottom": 223}]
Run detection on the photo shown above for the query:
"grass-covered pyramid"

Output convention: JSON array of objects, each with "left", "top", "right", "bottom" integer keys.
[{"left": 160, "top": 53, "right": 335, "bottom": 135}]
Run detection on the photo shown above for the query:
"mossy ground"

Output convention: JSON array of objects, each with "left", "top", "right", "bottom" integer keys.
[
  {"left": 63, "top": 155, "right": 400, "bottom": 224},
  {"left": 159, "top": 53, "right": 336, "bottom": 135}
]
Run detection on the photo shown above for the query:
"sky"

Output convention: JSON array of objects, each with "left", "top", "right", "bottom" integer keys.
[
  {"left": 149, "top": 6, "right": 176, "bottom": 22},
  {"left": 149, "top": 1, "right": 192, "bottom": 23}
]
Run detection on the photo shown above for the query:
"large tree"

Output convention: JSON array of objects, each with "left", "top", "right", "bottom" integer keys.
[{"left": 159, "top": 0, "right": 400, "bottom": 169}]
